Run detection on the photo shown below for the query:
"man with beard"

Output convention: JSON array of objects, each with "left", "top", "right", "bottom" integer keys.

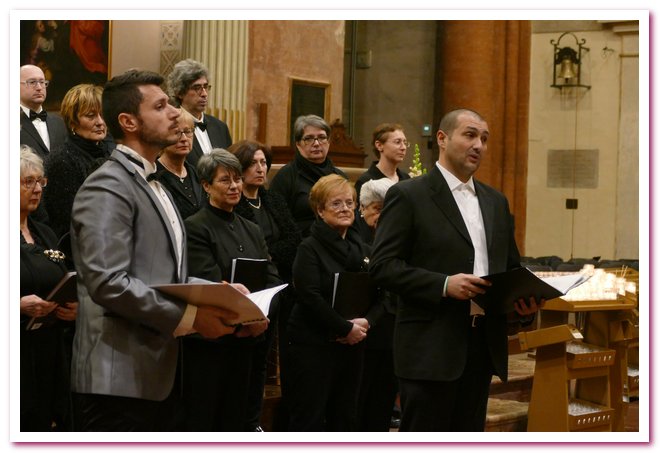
[
  {"left": 167, "top": 59, "right": 232, "bottom": 169},
  {"left": 69, "top": 70, "right": 238, "bottom": 431}
]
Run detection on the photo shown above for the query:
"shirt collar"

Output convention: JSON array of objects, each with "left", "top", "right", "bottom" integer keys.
[
  {"left": 116, "top": 144, "right": 157, "bottom": 180},
  {"left": 436, "top": 162, "right": 475, "bottom": 194},
  {"left": 20, "top": 105, "right": 43, "bottom": 117}
]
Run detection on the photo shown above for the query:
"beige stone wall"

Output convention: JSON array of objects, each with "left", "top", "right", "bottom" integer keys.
[
  {"left": 526, "top": 25, "right": 639, "bottom": 260},
  {"left": 351, "top": 20, "right": 437, "bottom": 170},
  {"left": 246, "top": 20, "right": 345, "bottom": 146},
  {"left": 109, "top": 21, "right": 162, "bottom": 76}
]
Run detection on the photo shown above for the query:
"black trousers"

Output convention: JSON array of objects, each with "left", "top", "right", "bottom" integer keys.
[
  {"left": 181, "top": 336, "right": 254, "bottom": 431},
  {"left": 357, "top": 348, "right": 397, "bottom": 431},
  {"left": 398, "top": 323, "right": 495, "bottom": 432},
  {"left": 72, "top": 391, "right": 181, "bottom": 432},
  {"left": 286, "top": 341, "right": 364, "bottom": 432}
]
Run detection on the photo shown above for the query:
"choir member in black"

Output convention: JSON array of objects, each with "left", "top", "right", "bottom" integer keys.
[
  {"left": 154, "top": 108, "right": 205, "bottom": 220},
  {"left": 353, "top": 123, "right": 410, "bottom": 244},
  {"left": 355, "top": 178, "right": 399, "bottom": 431},
  {"left": 183, "top": 148, "right": 279, "bottom": 431},
  {"left": 43, "top": 83, "right": 113, "bottom": 240},
  {"left": 269, "top": 114, "right": 347, "bottom": 238},
  {"left": 286, "top": 174, "right": 379, "bottom": 431},
  {"left": 20, "top": 146, "right": 77, "bottom": 431},
  {"left": 354, "top": 123, "right": 411, "bottom": 197},
  {"left": 230, "top": 140, "right": 302, "bottom": 431}
]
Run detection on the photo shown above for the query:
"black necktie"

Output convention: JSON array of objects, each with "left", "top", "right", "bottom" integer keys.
[
  {"left": 196, "top": 119, "right": 207, "bottom": 132},
  {"left": 29, "top": 110, "right": 47, "bottom": 121}
]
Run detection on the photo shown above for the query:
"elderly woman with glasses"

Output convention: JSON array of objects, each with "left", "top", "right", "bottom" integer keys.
[
  {"left": 182, "top": 148, "right": 281, "bottom": 431},
  {"left": 154, "top": 108, "right": 205, "bottom": 220},
  {"left": 20, "top": 145, "right": 77, "bottom": 431},
  {"left": 269, "top": 114, "right": 347, "bottom": 238},
  {"left": 285, "top": 174, "right": 380, "bottom": 432}
]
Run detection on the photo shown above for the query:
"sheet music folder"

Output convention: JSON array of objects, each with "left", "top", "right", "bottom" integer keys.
[
  {"left": 472, "top": 267, "right": 589, "bottom": 314},
  {"left": 230, "top": 258, "right": 268, "bottom": 292},
  {"left": 331, "top": 272, "right": 371, "bottom": 319},
  {"left": 26, "top": 271, "right": 77, "bottom": 331},
  {"left": 153, "top": 282, "right": 287, "bottom": 326}
]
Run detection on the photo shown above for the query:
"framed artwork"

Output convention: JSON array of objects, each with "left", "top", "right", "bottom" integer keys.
[
  {"left": 288, "top": 78, "right": 330, "bottom": 145},
  {"left": 20, "top": 20, "right": 111, "bottom": 111}
]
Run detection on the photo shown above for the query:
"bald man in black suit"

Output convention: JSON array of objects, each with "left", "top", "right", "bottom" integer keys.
[{"left": 370, "top": 108, "right": 541, "bottom": 432}]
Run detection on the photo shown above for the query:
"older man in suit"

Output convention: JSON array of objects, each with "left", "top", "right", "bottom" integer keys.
[
  {"left": 167, "top": 59, "right": 232, "bottom": 169},
  {"left": 370, "top": 108, "right": 540, "bottom": 432},
  {"left": 70, "top": 69, "right": 238, "bottom": 432},
  {"left": 20, "top": 65, "right": 67, "bottom": 161}
]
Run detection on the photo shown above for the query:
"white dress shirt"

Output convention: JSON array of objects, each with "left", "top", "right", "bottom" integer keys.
[
  {"left": 21, "top": 104, "right": 50, "bottom": 150},
  {"left": 194, "top": 112, "right": 214, "bottom": 155},
  {"left": 437, "top": 162, "right": 488, "bottom": 315}
]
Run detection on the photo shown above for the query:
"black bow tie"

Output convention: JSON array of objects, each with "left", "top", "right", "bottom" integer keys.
[
  {"left": 29, "top": 110, "right": 47, "bottom": 121},
  {"left": 196, "top": 119, "right": 207, "bottom": 132},
  {"left": 121, "top": 151, "right": 159, "bottom": 181}
]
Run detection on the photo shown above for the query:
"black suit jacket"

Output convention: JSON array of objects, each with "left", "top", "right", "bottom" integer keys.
[
  {"left": 185, "top": 114, "right": 232, "bottom": 169},
  {"left": 370, "top": 165, "right": 521, "bottom": 383},
  {"left": 20, "top": 109, "right": 67, "bottom": 161}
]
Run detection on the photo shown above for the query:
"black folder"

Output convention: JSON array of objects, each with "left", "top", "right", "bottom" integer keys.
[
  {"left": 26, "top": 271, "right": 77, "bottom": 331},
  {"left": 472, "top": 267, "right": 588, "bottom": 314},
  {"left": 230, "top": 258, "right": 268, "bottom": 292},
  {"left": 331, "top": 272, "right": 371, "bottom": 319}
]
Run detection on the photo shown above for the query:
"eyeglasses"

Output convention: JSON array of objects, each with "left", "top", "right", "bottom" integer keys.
[
  {"left": 190, "top": 83, "right": 211, "bottom": 94},
  {"left": 301, "top": 135, "right": 329, "bottom": 146},
  {"left": 176, "top": 129, "right": 194, "bottom": 139},
  {"left": 22, "top": 176, "right": 48, "bottom": 190},
  {"left": 21, "top": 79, "right": 50, "bottom": 88},
  {"left": 389, "top": 138, "right": 410, "bottom": 149},
  {"left": 327, "top": 199, "right": 355, "bottom": 211},
  {"left": 214, "top": 176, "right": 243, "bottom": 187}
]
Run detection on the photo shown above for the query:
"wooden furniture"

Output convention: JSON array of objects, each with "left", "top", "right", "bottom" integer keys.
[
  {"left": 534, "top": 293, "right": 637, "bottom": 432},
  {"left": 520, "top": 324, "right": 617, "bottom": 432}
]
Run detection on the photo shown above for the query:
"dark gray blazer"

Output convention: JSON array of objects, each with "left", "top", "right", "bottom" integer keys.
[
  {"left": 70, "top": 149, "right": 193, "bottom": 401},
  {"left": 370, "top": 165, "right": 521, "bottom": 383},
  {"left": 186, "top": 114, "right": 232, "bottom": 169},
  {"left": 20, "top": 109, "right": 67, "bottom": 160}
]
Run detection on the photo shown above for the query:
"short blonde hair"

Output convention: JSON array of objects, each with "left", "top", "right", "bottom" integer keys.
[
  {"left": 60, "top": 84, "right": 104, "bottom": 131},
  {"left": 309, "top": 174, "right": 355, "bottom": 216}
]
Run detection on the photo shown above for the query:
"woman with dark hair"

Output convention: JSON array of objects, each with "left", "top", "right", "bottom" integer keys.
[
  {"left": 20, "top": 146, "right": 77, "bottom": 431},
  {"left": 43, "top": 83, "right": 113, "bottom": 240},
  {"left": 230, "top": 139, "right": 301, "bottom": 431},
  {"left": 269, "top": 114, "right": 347, "bottom": 238},
  {"left": 183, "top": 148, "right": 280, "bottom": 431}
]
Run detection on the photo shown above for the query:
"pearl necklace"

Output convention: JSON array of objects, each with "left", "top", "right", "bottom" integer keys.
[
  {"left": 160, "top": 160, "right": 186, "bottom": 183},
  {"left": 247, "top": 197, "right": 261, "bottom": 209}
]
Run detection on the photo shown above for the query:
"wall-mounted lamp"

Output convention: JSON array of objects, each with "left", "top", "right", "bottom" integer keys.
[{"left": 551, "top": 32, "right": 590, "bottom": 90}]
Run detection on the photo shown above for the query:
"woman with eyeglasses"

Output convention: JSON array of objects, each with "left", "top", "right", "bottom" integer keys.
[
  {"left": 286, "top": 174, "right": 379, "bottom": 432},
  {"left": 353, "top": 123, "right": 411, "bottom": 243},
  {"left": 354, "top": 123, "right": 411, "bottom": 199},
  {"left": 43, "top": 83, "right": 113, "bottom": 241},
  {"left": 182, "top": 148, "right": 281, "bottom": 431},
  {"left": 20, "top": 146, "right": 77, "bottom": 431},
  {"left": 270, "top": 114, "right": 347, "bottom": 238},
  {"left": 154, "top": 108, "right": 205, "bottom": 220}
]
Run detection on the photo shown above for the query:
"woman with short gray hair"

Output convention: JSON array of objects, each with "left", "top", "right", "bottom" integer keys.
[
  {"left": 182, "top": 148, "right": 282, "bottom": 431},
  {"left": 270, "top": 114, "right": 347, "bottom": 237}
]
